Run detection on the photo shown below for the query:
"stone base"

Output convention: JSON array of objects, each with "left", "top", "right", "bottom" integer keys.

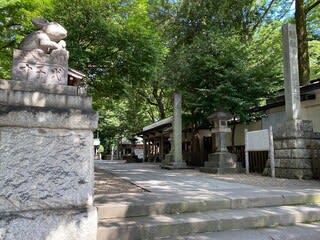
[
  {"left": 263, "top": 166, "right": 313, "bottom": 179},
  {"left": 263, "top": 119, "right": 320, "bottom": 179},
  {"left": 0, "top": 126, "right": 95, "bottom": 212},
  {"left": 161, "top": 162, "right": 191, "bottom": 169},
  {"left": 199, "top": 152, "right": 241, "bottom": 174},
  {"left": 161, "top": 153, "right": 174, "bottom": 166},
  {"left": 12, "top": 49, "right": 68, "bottom": 85},
  {"left": 160, "top": 153, "right": 190, "bottom": 169},
  {"left": 0, "top": 80, "right": 98, "bottom": 239},
  {"left": 199, "top": 166, "right": 243, "bottom": 174},
  {"left": 206, "top": 152, "right": 238, "bottom": 168},
  {"left": 0, "top": 207, "right": 97, "bottom": 240}
]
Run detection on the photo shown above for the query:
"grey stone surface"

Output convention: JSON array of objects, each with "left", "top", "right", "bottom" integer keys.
[
  {"left": 12, "top": 49, "right": 68, "bottom": 85},
  {"left": 19, "top": 18, "right": 67, "bottom": 54},
  {"left": 0, "top": 106, "right": 98, "bottom": 130},
  {"left": 274, "top": 158, "right": 311, "bottom": 168},
  {"left": 205, "top": 152, "right": 238, "bottom": 168},
  {"left": 274, "top": 138, "right": 312, "bottom": 150},
  {"left": 275, "top": 120, "right": 313, "bottom": 138},
  {"left": 282, "top": 24, "right": 301, "bottom": 121},
  {"left": 264, "top": 167, "right": 313, "bottom": 179},
  {"left": 172, "top": 93, "right": 185, "bottom": 166},
  {"left": 0, "top": 79, "right": 85, "bottom": 96},
  {"left": 98, "top": 204, "right": 320, "bottom": 240},
  {"left": 0, "top": 88, "right": 92, "bottom": 110},
  {"left": 265, "top": 120, "right": 316, "bottom": 179},
  {"left": 0, "top": 207, "right": 97, "bottom": 240},
  {"left": 162, "top": 93, "right": 186, "bottom": 168},
  {"left": 0, "top": 127, "right": 94, "bottom": 212},
  {"left": 275, "top": 149, "right": 312, "bottom": 159},
  {"left": 155, "top": 222, "right": 320, "bottom": 240},
  {"left": 200, "top": 152, "right": 241, "bottom": 174},
  {"left": 95, "top": 162, "right": 320, "bottom": 239}
]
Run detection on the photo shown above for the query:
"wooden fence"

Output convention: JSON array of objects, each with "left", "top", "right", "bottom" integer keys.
[
  {"left": 312, "top": 147, "right": 320, "bottom": 179},
  {"left": 228, "top": 145, "right": 268, "bottom": 173}
]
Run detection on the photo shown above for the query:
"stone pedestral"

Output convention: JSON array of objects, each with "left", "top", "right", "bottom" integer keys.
[
  {"left": 12, "top": 49, "right": 68, "bottom": 85},
  {"left": 200, "top": 152, "right": 241, "bottom": 174},
  {"left": 0, "top": 79, "right": 98, "bottom": 240},
  {"left": 200, "top": 111, "right": 242, "bottom": 174},
  {"left": 263, "top": 120, "right": 320, "bottom": 179}
]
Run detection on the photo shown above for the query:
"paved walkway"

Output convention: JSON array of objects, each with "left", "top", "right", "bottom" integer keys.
[
  {"left": 95, "top": 161, "right": 320, "bottom": 239},
  {"left": 94, "top": 161, "right": 320, "bottom": 205}
]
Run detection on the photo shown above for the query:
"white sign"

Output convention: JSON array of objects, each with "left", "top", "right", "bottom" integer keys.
[
  {"left": 134, "top": 149, "right": 144, "bottom": 159},
  {"left": 246, "top": 129, "right": 270, "bottom": 151},
  {"left": 245, "top": 127, "right": 275, "bottom": 178},
  {"left": 93, "top": 138, "right": 100, "bottom": 146}
]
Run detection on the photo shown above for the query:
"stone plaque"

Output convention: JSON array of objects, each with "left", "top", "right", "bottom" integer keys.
[{"left": 12, "top": 49, "right": 68, "bottom": 85}]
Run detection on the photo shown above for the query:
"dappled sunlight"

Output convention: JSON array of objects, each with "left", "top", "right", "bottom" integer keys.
[{"left": 95, "top": 162, "right": 320, "bottom": 240}]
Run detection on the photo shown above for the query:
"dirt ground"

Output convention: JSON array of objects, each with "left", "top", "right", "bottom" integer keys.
[{"left": 94, "top": 167, "right": 145, "bottom": 194}]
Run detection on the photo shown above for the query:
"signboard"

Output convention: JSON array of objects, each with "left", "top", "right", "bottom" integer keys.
[
  {"left": 246, "top": 129, "right": 270, "bottom": 151},
  {"left": 93, "top": 138, "right": 100, "bottom": 146},
  {"left": 245, "top": 127, "right": 275, "bottom": 178}
]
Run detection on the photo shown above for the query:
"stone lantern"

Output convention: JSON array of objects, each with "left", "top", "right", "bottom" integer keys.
[
  {"left": 208, "top": 111, "right": 233, "bottom": 152},
  {"left": 200, "top": 111, "right": 242, "bottom": 174}
]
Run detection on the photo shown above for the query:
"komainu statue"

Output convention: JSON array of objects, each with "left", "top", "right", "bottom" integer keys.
[
  {"left": 19, "top": 18, "right": 67, "bottom": 53},
  {"left": 12, "top": 18, "right": 69, "bottom": 85}
]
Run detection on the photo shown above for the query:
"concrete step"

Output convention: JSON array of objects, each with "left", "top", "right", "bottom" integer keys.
[
  {"left": 97, "top": 204, "right": 320, "bottom": 240},
  {"left": 95, "top": 191, "right": 320, "bottom": 219},
  {"left": 155, "top": 221, "right": 320, "bottom": 240}
]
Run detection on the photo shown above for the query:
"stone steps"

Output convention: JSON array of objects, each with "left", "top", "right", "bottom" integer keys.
[
  {"left": 155, "top": 222, "right": 320, "bottom": 240},
  {"left": 97, "top": 204, "right": 320, "bottom": 240},
  {"left": 95, "top": 191, "right": 320, "bottom": 219}
]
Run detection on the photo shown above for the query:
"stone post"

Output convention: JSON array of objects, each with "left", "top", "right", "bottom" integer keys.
[
  {"left": 161, "top": 93, "right": 187, "bottom": 169},
  {"left": 0, "top": 79, "right": 98, "bottom": 239},
  {"left": 173, "top": 93, "right": 185, "bottom": 166},
  {"left": 282, "top": 24, "right": 301, "bottom": 120},
  {"left": 263, "top": 24, "right": 320, "bottom": 179}
]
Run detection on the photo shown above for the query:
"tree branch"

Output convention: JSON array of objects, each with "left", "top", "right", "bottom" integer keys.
[
  {"left": 306, "top": 0, "right": 320, "bottom": 13},
  {"left": 251, "top": 0, "right": 276, "bottom": 33},
  {"left": 0, "top": 40, "right": 15, "bottom": 50},
  {"left": 136, "top": 90, "right": 158, "bottom": 107}
]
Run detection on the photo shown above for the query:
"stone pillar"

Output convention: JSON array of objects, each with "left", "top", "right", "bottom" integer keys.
[
  {"left": 282, "top": 24, "right": 301, "bottom": 121},
  {"left": 173, "top": 93, "right": 186, "bottom": 167},
  {"left": 161, "top": 93, "right": 187, "bottom": 169},
  {"left": 0, "top": 79, "right": 98, "bottom": 239},
  {"left": 263, "top": 24, "right": 319, "bottom": 179}
]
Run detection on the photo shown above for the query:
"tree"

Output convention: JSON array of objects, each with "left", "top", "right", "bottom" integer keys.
[
  {"left": 45, "top": 0, "right": 169, "bottom": 148},
  {"left": 157, "top": 0, "right": 284, "bottom": 148},
  {"left": 295, "top": 0, "right": 320, "bottom": 85},
  {"left": 0, "top": 0, "right": 51, "bottom": 78}
]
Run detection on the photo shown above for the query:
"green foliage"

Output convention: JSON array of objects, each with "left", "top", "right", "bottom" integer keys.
[
  {"left": 0, "top": 0, "right": 51, "bottom": 78},
  {"left": 309, "top": 40, "right": 320, "bottom": 79},
  {"left": 166, "top": 29, "right": 282, "bottom": 126},
  {"left": 0, "top": 0, "right": 318, "bottom": 149}
]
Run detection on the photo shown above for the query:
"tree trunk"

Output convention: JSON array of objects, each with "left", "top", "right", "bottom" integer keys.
[
  {"left": 295, "top": 0, "right": 310, "bottom": 85},
  {"left": 152, "top": 87, "right": 166, "bottom": 119}
]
